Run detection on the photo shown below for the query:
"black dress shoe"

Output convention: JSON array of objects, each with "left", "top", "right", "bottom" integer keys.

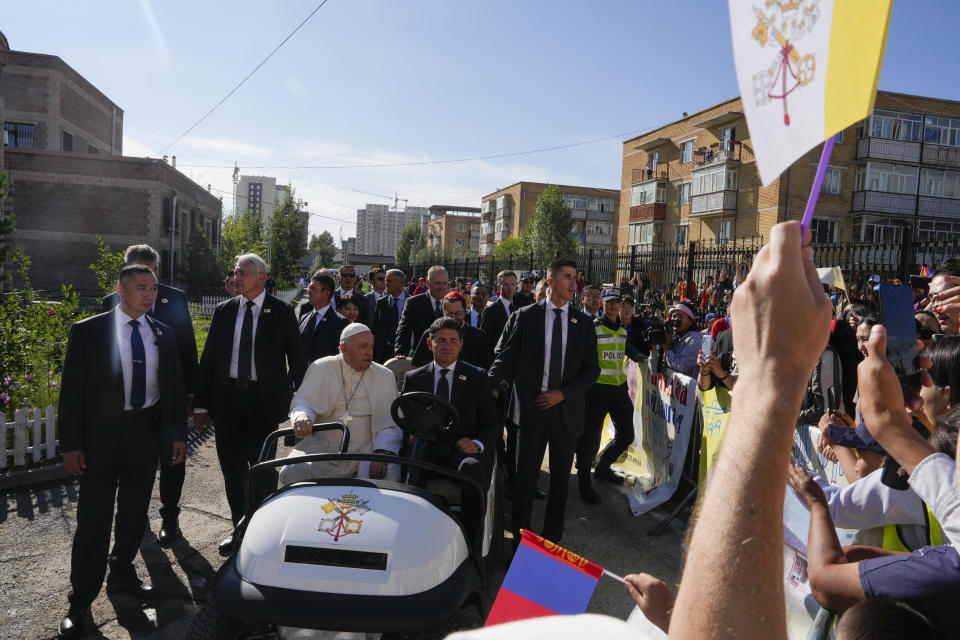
[
  {"left": 535, "top": 488, "right": 548, "bottom": 499},
  {"left": 158, "top": 519, "right": 181, "bottom": 545},
  {"left": 57, "top": 606, "right": 88, "bottom": 639},
  {"left": 578, "top": 480, "right": 601, "bottom": 504},
  {"left": 218, "top": 535, "right": 235, "bottom": 557},
  {"left": 595, "top": 467, "right": 624, "bottom": 485},
  {"left": 106, "top": 570, "right": 155, "bottom": 598}
]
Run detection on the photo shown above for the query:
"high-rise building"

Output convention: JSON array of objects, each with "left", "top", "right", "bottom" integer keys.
[
  {"left": 355, "top": 203, "right": 429, "bottom": 256},
  {"left": 619, "top": 91, "right": 960, "bottom": 248},
  {"left": 236, "top": 175, "right": 290, "bottom": 220},
  {"left": 479, "top": 182, "right": 619, "bottom": 257}
]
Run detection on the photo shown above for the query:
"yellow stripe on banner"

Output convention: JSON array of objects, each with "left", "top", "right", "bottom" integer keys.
[{"left": 824, "top": 0, "right": 893, "bottom": 138}]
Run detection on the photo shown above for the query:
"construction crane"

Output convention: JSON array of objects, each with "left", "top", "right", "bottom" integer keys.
[{"left": 352, "top": 189, "right": 408, "bottom": 210}]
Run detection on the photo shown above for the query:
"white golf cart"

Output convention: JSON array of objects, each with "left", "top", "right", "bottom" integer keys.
[{"left": 187, "top": 391, "right": 504, "bottom": 639}]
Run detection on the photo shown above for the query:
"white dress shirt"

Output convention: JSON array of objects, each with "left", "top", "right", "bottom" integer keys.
[
  {"left": 542, "top": 299, "right": 570, "bottom": 393},
  {"left": 307, "top": 302, "right": 332, "bottom": 330},
  {"left": 469, "top": 308, "right": 482, "bottom": 327},
  {"left": 230, "top": 289, "right": 266, "bottom": 380},
  {"left": 500, "top": 298, "right": 512, "bottom": 316},
  {"left": 433, "top": 361, "right": 483, "bottom": 453},
  {"left": 114, "top": 307, "right": 160, "bottom": 410}
]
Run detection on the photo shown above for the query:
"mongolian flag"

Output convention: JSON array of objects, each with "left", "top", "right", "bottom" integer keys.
[
  {"left": 485, "top": 530, "right": 605, "bottom": 626},
  {"left": 920, "top": 266, "right": 933, "bottom": 278},
  {"left": 729, "top": 0, "right": 894, "bottom": 185}
]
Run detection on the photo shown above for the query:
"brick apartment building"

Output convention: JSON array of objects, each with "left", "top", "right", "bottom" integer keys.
[
  {"left": 0, "top": 31, "right": 222, "bottom": 294},
  {"left": 426, "top": 204, "right": 481, "bottom": 254},
  {"left": 479, "top": 182, "right": 619, "bottom": 257},
  {"left": 620, "top": 91, "right": 960, "bottom": 249}
]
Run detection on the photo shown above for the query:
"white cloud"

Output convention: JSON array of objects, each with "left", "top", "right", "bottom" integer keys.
[{"left": 137, "top": 0, "right": 171, "bottom": 64}]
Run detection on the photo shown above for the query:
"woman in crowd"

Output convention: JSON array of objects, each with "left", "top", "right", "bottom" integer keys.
[{"left": 338, "top": 294, "right": 361, "bottom": 324}]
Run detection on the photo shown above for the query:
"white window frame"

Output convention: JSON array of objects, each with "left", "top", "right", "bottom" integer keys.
[
  {"left": 648, "top": 151, "right": 659, "bottom": 171},
  {"left": 811, "top": 218, "right": 838, "bottom": 243},
  {"left": 676, "top": 224, "right": 688, "bottom": 246},
  {"left": 680, "top": 140, "right": 694, "bottom": 163},
  {"left": 718, "top": 219, "right": 733, "bottom": 243},
  {"left": 821, "top": 167, "right": 842, "bottom": 195},
  {"left": 678, "top": 182, "right": 691, "bottom": 206}
]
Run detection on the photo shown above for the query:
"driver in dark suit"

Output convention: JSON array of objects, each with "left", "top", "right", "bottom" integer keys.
[{"left": 400, "top": 317, "right": 497, "bottom": 539}]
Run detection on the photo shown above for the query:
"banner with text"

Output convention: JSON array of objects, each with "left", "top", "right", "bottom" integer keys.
[{"left": 698, "top": 384, "right": 733, "bottom": 486}]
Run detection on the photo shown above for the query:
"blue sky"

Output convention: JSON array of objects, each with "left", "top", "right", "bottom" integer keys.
[{"left": 5, "top": 0, "right": 958, "bottom": 240}]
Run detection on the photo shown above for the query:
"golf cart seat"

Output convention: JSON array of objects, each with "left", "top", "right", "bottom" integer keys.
[{"left": 426, "top": 477, "right": 463, "bottom": 506}]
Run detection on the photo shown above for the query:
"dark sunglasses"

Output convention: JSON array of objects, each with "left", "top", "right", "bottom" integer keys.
[
  {"left": 340, "top": 272, "right": 356, "bottom": 278},
  {"left": 918, "top": 328, "right": 936, "bottom": 340}
]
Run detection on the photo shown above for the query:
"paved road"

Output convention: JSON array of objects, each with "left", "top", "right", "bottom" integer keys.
[{"left": 1, "top": 426, "right": 686, "bottom": 639}]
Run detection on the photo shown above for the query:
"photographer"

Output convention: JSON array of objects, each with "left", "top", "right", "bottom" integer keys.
[{"left": 656, "top": 299, "right": 700, "bottom": 377}]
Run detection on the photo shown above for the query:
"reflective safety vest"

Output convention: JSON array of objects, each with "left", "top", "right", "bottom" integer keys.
[
  {"left": 882, "top": 502, "right": 943, "bottom": 552},
  {"left": 594, "top": 318, "right": 627, "bottom": 386}
]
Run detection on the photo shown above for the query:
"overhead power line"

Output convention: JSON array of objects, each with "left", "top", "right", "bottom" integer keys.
[
  {"left": 175, "top": 125, "right": 665, "bottom": 170},
  {"left": 155, "top": 0, "right": 332, "bottom": 156}
]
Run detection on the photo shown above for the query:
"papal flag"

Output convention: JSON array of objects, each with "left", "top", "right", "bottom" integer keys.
[{"left": 729, "top": 0, "right": 893, "bottom": 185}]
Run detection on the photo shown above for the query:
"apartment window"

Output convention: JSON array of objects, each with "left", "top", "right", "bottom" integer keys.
[
  {"left": 563, "top": 195, "right": 589, "bottom": 210},
  {"left": 456, "top": 223, "right": 467, "bottom": 232},
  {"left": 471, "top": 224, "right": 480, "bottom": 233},
  {"left": 855, "top": 162, "right": 918, "bottom": 194},
  {"left": 676, "top": 224, "right": 688, "bottom": 246},
  {"left": 821, "top": 167, "right": 842, "bottom": 194},
  {"left": 456, "top": 238, "right": 465, "bottom": 248},
  {"left": 4, "top": 123, "right": 35, "bottom": 148},
  {"left": 677, "top": 182, "right": 691, "bottom": 206},
  {"left": 631, "top": 181, "right": 666, "bottom": 206},
  {"left": 691, "top": 165, "right": 738, "bottom": 195},
  {"left": 835, "top": 130, "right": 845, "bottom": 144},
  {"left": 868, "top": 109, "right": 922, "bottom": 142},
  {"left": 722, "top": 126, "right": 737, "bottom": 150},
  {"left": 916, "top": 220, "right": 957, "bottom": 242},
  {"left": 162, "top": 197, "right": 172, "bottom": 235},
  {"left": 718, "top": 220, "right": 733, "bottom": 243},
  {"left": 924, "top": 116, "right": 960, "bottom": 147},
  {"left": 921, "top": 168, "right": 960, "bottom": 199},
  {"left": 598, "top": 198, "right": 614, "bottom": 212},
  {"left": 628, "top": 222, "right": 654, "bottom": 245},
  {"left": 854, "top": 217, "right": 903, "bottom": 243},
  {"left": 586, "top": 221, "right": 612, "bottom": 236},
  {"left": 680, "top": 140, "right": 694, "bottom": 163},
  {"left": 811, "top": 218, "right": 838, "bottom": 243},
  {"left": 62, "top": 131, "right": 73, "bottom": 152}
]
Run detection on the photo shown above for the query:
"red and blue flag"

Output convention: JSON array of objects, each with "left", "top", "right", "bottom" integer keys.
[
  {"left": 485, "top": 530, "right": 604, "bottom": 626},
  {"left": 920, "top": 266, "right": 933, "bottom": 277}
]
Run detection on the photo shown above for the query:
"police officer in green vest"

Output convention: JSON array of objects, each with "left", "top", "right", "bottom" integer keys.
[{"left": 576, "top": 286, "right": 637, "bottom": 504}]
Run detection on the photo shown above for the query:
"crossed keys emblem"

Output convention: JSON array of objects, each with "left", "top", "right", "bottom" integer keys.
[
  {"left": 318, "top": 492, "right": 372, "bottom": 541},
  {"left": 750, "top": 0, "right": 821, "bottom": 126}
]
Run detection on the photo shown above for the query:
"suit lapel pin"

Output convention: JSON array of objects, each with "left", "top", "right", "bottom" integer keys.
[
  {"left": 161, "top": 298, "right": 168, "bottom": 304},
  {"left": 263, "top": 308, "right": 271, "bottom": 314},
  {"left": 458, "top": 374, "right": 467, "bottom": 381},
  {"left": 571, "top": 317, "right": 578, "bottom": 324}
]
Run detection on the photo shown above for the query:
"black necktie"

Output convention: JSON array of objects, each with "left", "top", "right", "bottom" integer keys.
[
  {"left": 303, "top": 309, "right": 318, "bottom": 343},
  {"left": 392, "top": 297, "right": 399, "bottom": 321},
  {"left": 238, "top": 300, "right": 255, "bottom": 380},
  {"left": 434, "top": 299, "right": 442, "bottom": 318},
  {"left": 437, "top": 367, "right": 450, "bottom": 401},
  {"left": 548, "top": 309, "right": 564, "bottom": 390},
  {"left": 129, "top": 319, "right": 146, "bottom": 409}
]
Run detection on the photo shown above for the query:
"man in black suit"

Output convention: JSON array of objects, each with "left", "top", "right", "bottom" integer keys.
[
  {"left": 395, "top": 265, "right": 449, "bottom": 356},
  {"left": 489, "top": 258, "right": 600, "bottom": 543},
  {"left": 193, "top": 253, "right": 307, "bottom": 554},
  {"left": 299, "top": 273, "right": 348, "bottom": 362},
  {"left": 58, "top": 265, "right": 187, "bottom": 638},
  {"left": 467, "top": 282, "right": 489, "bottom": 328},
  {"left": 336, "top": 264, "right": 371, "bottom": 327},
  {"left": 410, "top": 292, "right": 493, "bottom": 370},
  {"left": 479, "top": 269, "right": 517, "bottom": 347},
  {"left": 365, "top": 267, "right": 386, "bottom": 326},
  {"left": 373, "top": 268, "right": 408, "bottom": 363},
  {"left": 101, "top": 244, "right": 197, "bottom": 545},
  {"left": 401, "top": 317, "right": 497, "bottom": 539}
]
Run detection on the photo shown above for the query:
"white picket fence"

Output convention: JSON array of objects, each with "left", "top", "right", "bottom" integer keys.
[
  {"left": 1, "top": 405, "right": 58, "bottom": 471},
  {"left": 189, "top": 288, "right": 300, "bottom": 318}
]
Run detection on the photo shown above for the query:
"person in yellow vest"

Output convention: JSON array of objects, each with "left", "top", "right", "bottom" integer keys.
[{"left": 575, "top": 287, "right": 637, "bottom": 504}]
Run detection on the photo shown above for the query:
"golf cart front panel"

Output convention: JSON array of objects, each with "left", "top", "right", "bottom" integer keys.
[{"left": 237, "top": 484, "right": 469, "bottom": 596}]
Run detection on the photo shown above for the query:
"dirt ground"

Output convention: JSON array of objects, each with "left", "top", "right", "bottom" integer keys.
[{"left": 0, "top": 424, "right": 687, "bottom": 639}]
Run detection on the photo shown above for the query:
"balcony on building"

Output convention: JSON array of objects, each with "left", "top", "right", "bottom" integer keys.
[
  {"left": 921, "top": 116, "right": 960, "bottom": 169},
  {"left": 856, "top": 137, "right": 921, "bottom": 163},
  {"left": 851, "top": 190, "right": 917, "bottom": 215},
  {"left": 585, "top": 233, "right": 611, "bottom": 245},
  {"left": 856, "top": 109, "right": 923, "bottom": 163},
  {"left": 690, "top": 154, "right": 738, "bottom": 216},
  {"left": 694, "top": 139, "right": 742, "bottom": 169},
  {"left": 629, "top": 165, "right": 668, "bottom": 223}
]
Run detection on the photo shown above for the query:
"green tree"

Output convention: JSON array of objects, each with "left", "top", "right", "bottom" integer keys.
[
  {"left": 524, "top": 184, "right": 579, "bottom": 258},
  {"left": 308, "top": 230, "right": 337, "bottom": 268},
  {"left": 265, "top": 191, "right": 309, "bottom": 285},
  {"left": 218, "top": 209, "right": 264, "bottom": 275},
  {"left": 0, "top": 174, "right": 15, "bottom": 288},
  {"left": 88, "top": 236, "right": 126, "bottom": 303},
  {"left": 414, "top": 245, "right": 450, "bottom": 265},
  {"left": 178, "top": 226, "right": 222, "bottom": 296},
  {"left": 492, "top": 235, "right": 526, "bottom": 260},
  {"left": 395, "top": 222, "right": 425, "bottom": 264}
]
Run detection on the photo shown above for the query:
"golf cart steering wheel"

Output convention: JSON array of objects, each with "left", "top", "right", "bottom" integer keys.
[{"left": 390, "top": 391, "right": 461, "bottom": 444}]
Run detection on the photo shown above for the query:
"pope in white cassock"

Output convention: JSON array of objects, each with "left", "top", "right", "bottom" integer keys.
[{"left": 280, "top": 322, "right": 402, "bottom": 484}]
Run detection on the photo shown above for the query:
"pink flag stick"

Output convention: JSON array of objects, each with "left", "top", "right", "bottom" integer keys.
[{"left": 800, "top": 133, "right": 839, "bottom": 240}]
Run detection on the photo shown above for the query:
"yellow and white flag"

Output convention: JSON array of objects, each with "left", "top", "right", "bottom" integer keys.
[{"left": 729, "top": 0, "right": 893, "bottom": 185}]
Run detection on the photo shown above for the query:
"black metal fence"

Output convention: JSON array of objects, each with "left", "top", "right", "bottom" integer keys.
[{"left": 395, "top": 233, "right": 960, "bottom": 300}]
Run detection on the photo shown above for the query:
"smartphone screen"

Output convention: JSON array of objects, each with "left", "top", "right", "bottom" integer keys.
[
  {"left": 701, "top": 334, "right": 713, "bottom": 355},
  {"left": 878, "top": 284, "right": 921, "bottom": 393}
]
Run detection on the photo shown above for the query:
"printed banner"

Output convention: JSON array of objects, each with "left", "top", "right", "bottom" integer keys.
[{"left": 698, "top": 384, "right": 732, "bottom": 486}]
